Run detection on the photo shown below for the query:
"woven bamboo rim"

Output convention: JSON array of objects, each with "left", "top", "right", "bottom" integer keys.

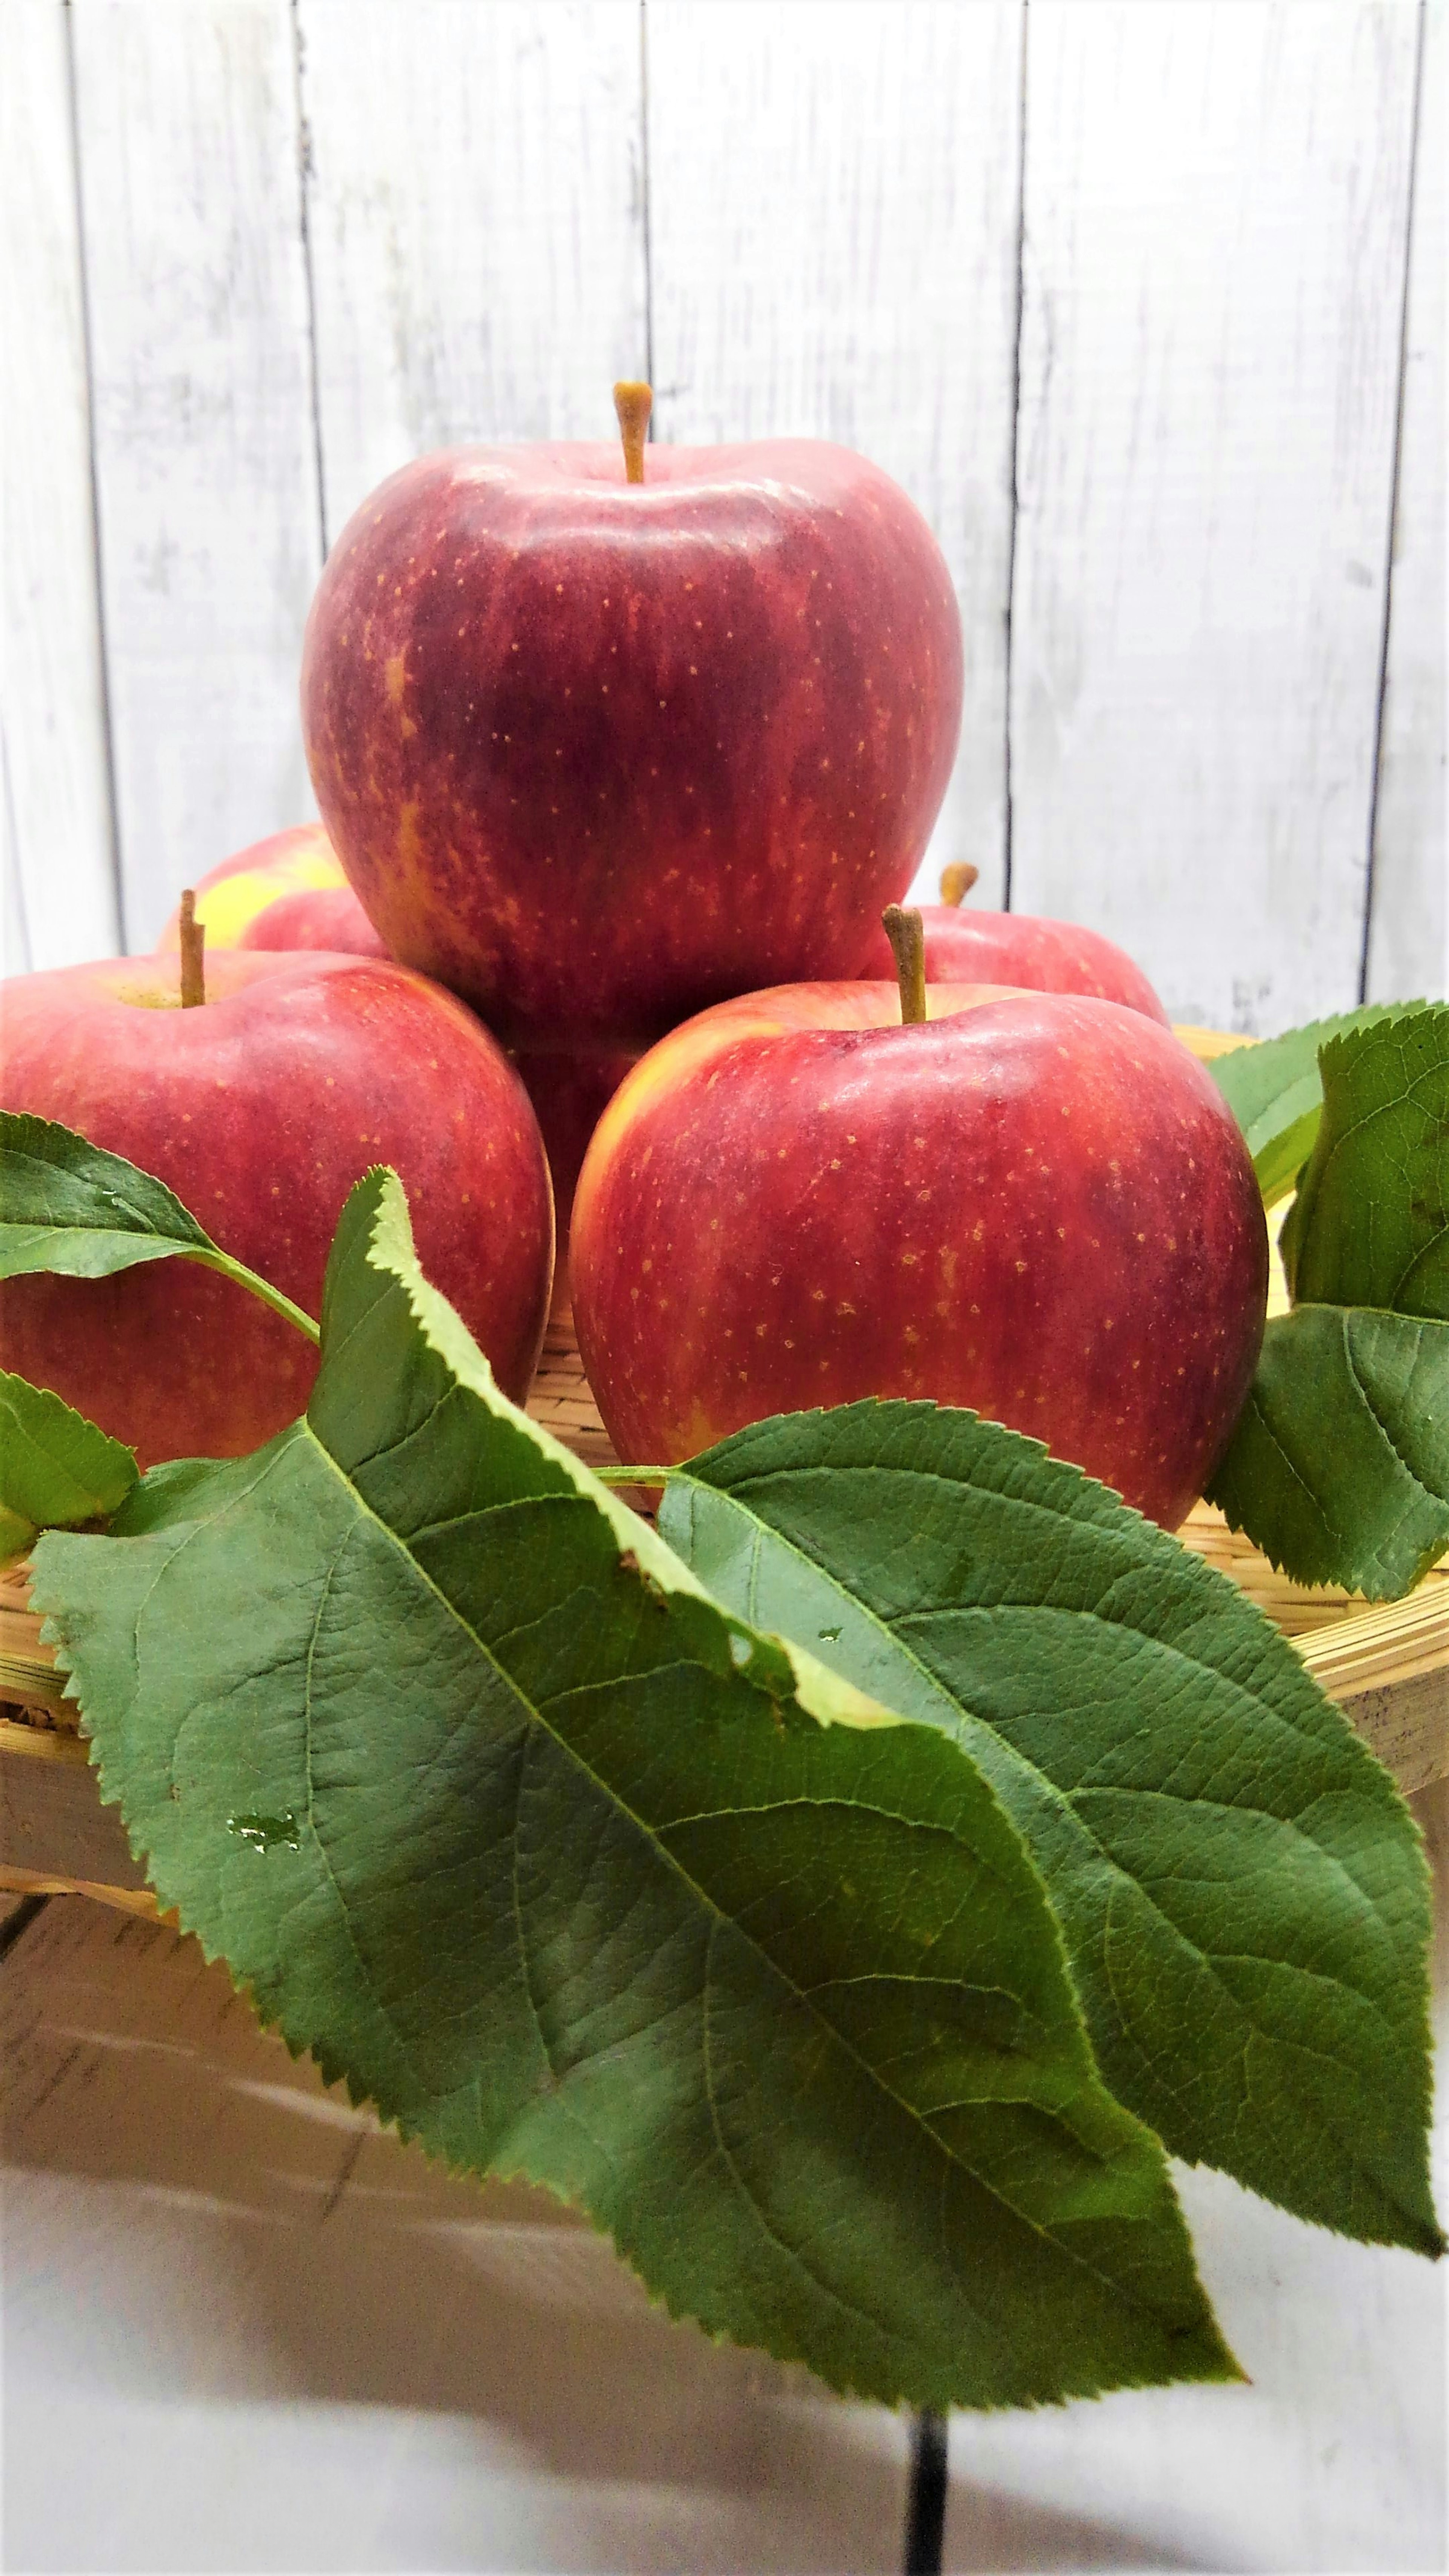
[
  {"left": 4, "top": 1019, "right": 1446, "bottom": 1907},
  {"left": 3, "top": 1317, "right": 1444, "bottom": 1918},
  {"left": 9, "top": 1295, "right": 1439, "bottom": 1744}
]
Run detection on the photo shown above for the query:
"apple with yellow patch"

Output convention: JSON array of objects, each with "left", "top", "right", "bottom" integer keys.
[
  {"left": 571, "top": 956, "right": 1267, "bottom": 1527},
  {"left": 1, "top": 945, "right": 552, "bottom": 1467},
  {"left": 155, "top": 824, "right": 385, "bottom": 958}
]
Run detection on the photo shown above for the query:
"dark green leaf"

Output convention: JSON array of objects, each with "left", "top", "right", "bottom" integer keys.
[
  {"left": 1209, "top": 1309, "right": 1449, "bottom": 1597},
  {"left": 1210, "top": 1009, "right": 1449, "bottom": 1597},
  {"left": 659, "top": 1402, "right": 1442, "bottom": 2258},
  {"left": 1281, "top": 1007, "right": 1449, "bottom": 1318},
  {"left": 0, "top": 1371, "right": 137, "bottom": 1555},
  {"left": 0, "top": 1111, "right": 216, "bottom": 1277},
  {"left": 0, "top": 1112, "right": 319, "bottom": 1341},
  {"left": 31, "top": 1171, "right": 1236, "bottom": 2410},
  {"left": 1207, "top": 1004, "right": 1411, "bottom": 1204}
]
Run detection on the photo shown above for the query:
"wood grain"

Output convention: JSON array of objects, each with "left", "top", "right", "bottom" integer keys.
[
  {"left": 2, "top": 0, "right": 120, "bottom": 971},
  {"left": 645, "top": 0, "right": 1024, "bottom": 909},
  {"left": 1010, "top": 1, "right": 1420, "bottom": 1032},
  {"left": 2, "top": 1870, "right": 1444, "bottom": 2573},
  {"left": 69, "top": 0, "right": 323, "bottom": 948},
  {"left": 298, "top": 0, "right": 649, "bottom": 546},
  {"left": 6, "top": 5, "right": 1442, "bottom": 998},
  {"left": 1366, "top": 0, "right": 1447, "bottom": 1006}
]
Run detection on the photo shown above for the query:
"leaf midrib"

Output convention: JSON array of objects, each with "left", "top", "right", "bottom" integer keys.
[
  {"left": 1339, "top": 1317, "right": 1449, "bottom": 1515},
  {"left": 718, "top": 1468, "right": 1394, "bottom": 1939},
  {"left": 294, "top": 1414, "right": 1176, "bottom": 2310},
  {"left": 679, "top": 1466, "right": 1421, "bottom": 2228},
  {"left": 718, "top": 1454, "right": 1368, "bottom": 1782},
  {"left": 3, "top": 1140, "right": 210, "bottom": 1247}
]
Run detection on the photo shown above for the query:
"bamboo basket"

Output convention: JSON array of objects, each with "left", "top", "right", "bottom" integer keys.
[{"left": 4, "top": 1029, "right": 1446, "bottom": 1912}]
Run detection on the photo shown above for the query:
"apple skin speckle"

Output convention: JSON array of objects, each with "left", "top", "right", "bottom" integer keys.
[
  {"left": 300, "top": 440, "right": 963, "bottom": 1049},
  {"left": 572, "top": 985, "right": 1267, "bottom": 1530}
]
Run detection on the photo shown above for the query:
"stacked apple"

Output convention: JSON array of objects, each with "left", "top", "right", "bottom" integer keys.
[
  {"left": 155, "top": 823, "right": 384, "bottom": 959},
  {"left": 2, "top": 383, "right": 1267, "bottom": 1521},
  {"left": 856, "top": 860, "right": 1173, "bottom": 1023},
  {"left": 570, "top": 968, "right": 1265, "bottom": 1528},
  {"left": 0, "top": 943, "right": 553, "bottom": 1466}
]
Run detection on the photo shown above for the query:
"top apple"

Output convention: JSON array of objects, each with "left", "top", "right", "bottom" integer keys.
[{"left": 301, "top": 398, "right": 963, "bottom": 1049}]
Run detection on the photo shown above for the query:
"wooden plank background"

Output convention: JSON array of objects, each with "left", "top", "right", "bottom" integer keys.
[{"left": 3, "top": 0, "right": 1444, "bottom": 1028}]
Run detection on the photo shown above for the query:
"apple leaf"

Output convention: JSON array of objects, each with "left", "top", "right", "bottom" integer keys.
[
  {"left": 29, "top": 1169, "right": 1236, "bottom": 2411},
  {"left": 1209, "top": 1007, "right": 1449, "bottom": 1598},
  {"left": 1206, "top": 1003, "right": 1413, "bottom": 1205},
  {"left": 0, "top": 1112, "right": 318, "bottom": 1342},
  {"left": 1280, "top": 1007, "right": 1449, "bottom": 1317},
  {"left": 0, "top": 1110, "right": 219, "bottom": 1275},
  {"left": 657, "top": 1403, "right": 1442, "bottom": 2256},
  {"left": 0, "top": 1371, "right": 138, "bottom": 1557},
  {"left": 1208, "top": 1309, "right": 1449, "bottom": 1598}
]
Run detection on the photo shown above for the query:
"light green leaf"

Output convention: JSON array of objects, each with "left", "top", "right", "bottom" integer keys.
[
  {"left": 30, "top": 1170, "right": 1236, "bottom": 2410},
  {"left": 658, "top": 1402, "right": 1442, "bottom": 2257},
  {"left": 1207, "top": 1004, "right": 1411, "bottom": 1204},
  {"left": 0, "top": 1112, "right": 318, "bottom": 1342},
  {"left": 0, "top": 1371, "right": 137, "bottom": 1555},
  {"left": 1210, "top": 1007, "right": 1449, "bottom": 1597}
]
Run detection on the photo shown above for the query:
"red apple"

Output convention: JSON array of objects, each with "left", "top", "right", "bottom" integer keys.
[
  {"left": 858, "top": 900, "right": 1169, "bottom": 1023},
  {"left": 155, "top": 823, "right": 386, "bottom": 958},
  {"left": 571, "top": 980, "right": 1267, "bottom": 1527},
  {"left": 158, "top": 829, "right": 635, "bottom": 1232},
  {"left": 0, "top": 949, "right": 553, "bottom": 1467},
  {"left": 300, "top": 420, "right": 964, "bottom": 1049}
]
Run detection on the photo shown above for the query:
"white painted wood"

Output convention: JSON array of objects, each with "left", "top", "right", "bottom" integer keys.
[
  {"left": 70, "top": 0, "right": 322, "bottom": 951},
  {"left": 2, "top": 0, "right": 120, "bottom": 971},
  {"left": 3, "top": 1810, "right": 1445, "bottom": 2571},
  {"left": 645, "top": 0, "right": 1023, "bottom": 909},
  {"left": 0, "top": 1896, "right": 912, "bottom": 2573},
  {"left": 10, "top": 0, "right": 1443, "bottom": 1004},
  {"left": 1367, "top": 0, "right": 1447, "bottom": 1005},
  {"left": 2, "top": 735, "right": 31, "bottom": 979},
  {"left": 298, "top": 0, "right": 648, "bottom": 546},
  {"left": 950, "top": 1767, "right": 1449, "bottom": 2574},
  {"left": 1011, "top": 2, "right": 1420, "bottom": 1033}
]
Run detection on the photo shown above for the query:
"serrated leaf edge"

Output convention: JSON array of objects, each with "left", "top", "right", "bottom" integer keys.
[
  {"left": 32, "top": 1189, "right": 1243, "bottom": 2408},
  {"left": 1208, "top": 1307, "right": 1449, "bottom": 1600},
  {"left": 665, "top": 1399, "right": 1444, "bottom": 2256}
]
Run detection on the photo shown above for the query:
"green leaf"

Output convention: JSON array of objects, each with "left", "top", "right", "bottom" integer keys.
[
  {"left": 0, "top": 1112, "right": 319, "bottom": 1342},
  {"left": 1207, "top": 1004, "right": 1411, "bottom": 1204},
  {"left": 658, "top": 1403, "right": 1442, "bottom": 2258},
  {"left": 1208, "top": 1309, "right": 1449, "bottom": 1597},
  {"left": 1209, "top": 1007, "right": 1449, "bottom": 1598},
  {"left": 29, "top": 1171, "right": 1236, "bottom": 2410},
  {"left": 1281, "top": 1008, "right": 1449, "bottom": 1319},
  {"left": 0, "top": 1110, "right": 217, "bottom": 1276},
  {"left": 0, "top": 1371, "right": 137, "bottom": 1555}
]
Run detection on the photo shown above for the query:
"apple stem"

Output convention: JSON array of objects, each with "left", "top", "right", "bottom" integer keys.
[
  {"left": 178, "top": 889, "right": 206, "bottom": 1007},
  {"left": 882, "top": 905, "right": 928, "bottom": 1024},
  {"left": 938, "top": 863, "right": 979, "bottom": 908},
  {"left": 613, "top": 380, "right": 652, "bottom": 484}
]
